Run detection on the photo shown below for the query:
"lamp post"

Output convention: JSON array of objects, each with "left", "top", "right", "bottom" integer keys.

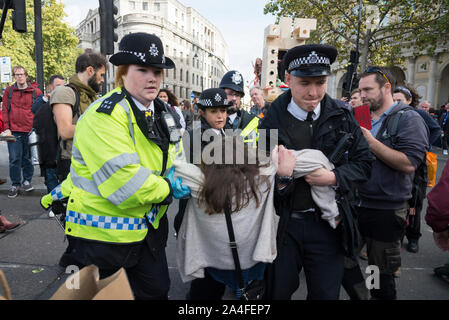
[{"left": 345, "top": 0, "right": 363, "bottom": 98}]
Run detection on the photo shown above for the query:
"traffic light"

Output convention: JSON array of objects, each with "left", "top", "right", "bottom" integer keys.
[
  {"left": 11, "top": 0, "right": 26, "bottom": 33},
  {"left": 99, "top": 0, "right": 118, "bottom": 55}
]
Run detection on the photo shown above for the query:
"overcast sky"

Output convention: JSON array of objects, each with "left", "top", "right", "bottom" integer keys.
[{"left": 62, "top": 0, "right": 277, "bottom": 88}]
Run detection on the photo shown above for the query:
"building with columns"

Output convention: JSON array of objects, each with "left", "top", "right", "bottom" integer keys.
[
  {"left": 327, "top": 41, "right": 449, "bottom": 108},
  {"left": 76, "top": 0, "right": 229, "bottom": 100}
]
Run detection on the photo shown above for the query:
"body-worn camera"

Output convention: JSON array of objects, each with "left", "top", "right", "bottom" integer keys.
[{"left": 161, "top": 111, "right": 181, "bottom": 143}]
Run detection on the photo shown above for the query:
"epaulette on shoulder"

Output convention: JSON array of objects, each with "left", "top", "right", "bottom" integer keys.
[{"left": 96, "top": 91, "right": 125, "bottom": 115}]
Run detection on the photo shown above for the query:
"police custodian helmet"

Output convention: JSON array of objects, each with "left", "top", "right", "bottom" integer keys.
[
  {"left": 283, "top": 44, "right": 338, "bottom": 77},
  {"left": 196, "top": 88, "right": 233, "bottom": 110},
  {"left": 109, "top": 32, "right": 175, "bottom": 69},
  {"left": 219, "top": 70, "right": 245, "bottom": 96}
]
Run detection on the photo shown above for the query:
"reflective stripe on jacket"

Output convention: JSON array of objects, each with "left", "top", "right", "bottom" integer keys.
[
  {"left": 65, "top": 87, "right": 182, "bottom": 244},
  {"left": 240, "top": 116, "right": 259, "bottom": 148}
]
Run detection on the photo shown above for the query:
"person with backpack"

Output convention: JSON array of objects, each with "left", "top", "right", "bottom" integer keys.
[
  {"left": 31, "top": 75, "right": 65, "bottom": 115},
  {"left": 31, "top": 75, "right": 66, "bottom": 192},
  {"left": 50, "top": 49, "right": 107, "bottom": 183},
  {"left": 393, "top": 84, "right": 440, "bottom": 254},
  {"left": 1, "top": 65, "right": 43, "bottom": 198},
  {"left": 355, "top": 67, "right": 429, "bottom": 300}
]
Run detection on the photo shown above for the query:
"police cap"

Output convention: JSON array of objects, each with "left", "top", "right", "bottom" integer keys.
[
  {"left": 197, "top": 88, "right": 233, "bottom": 110},
  {"left": 219, "top": 70, "right": 245, "bottom": 96},
  {"left": 109, "top": 32, "right": 175, "bottom": 69},
  {"left": 283, "top": 44, "right": 337, "bottom": 77}
]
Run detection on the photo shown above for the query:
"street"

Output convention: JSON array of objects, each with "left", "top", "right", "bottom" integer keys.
[{"left": 0, "top": 140, "right": 448, "bottom": 300}]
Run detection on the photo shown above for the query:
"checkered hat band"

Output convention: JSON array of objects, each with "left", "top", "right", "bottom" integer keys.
[
  {"left": 199, "top": 99, "right": 213, "bottom": 107},
  {"left": 288, "top": 56, "right": 331, "bottom": 71},
  {"left": 66, "top": 210, "right": 147, "bottom": 231},
  {"left": 120, "top": 50, "right": 146, "bottom": 63}
]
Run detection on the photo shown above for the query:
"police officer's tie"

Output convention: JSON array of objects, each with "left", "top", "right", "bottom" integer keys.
[
  {"left": 306, "top": 111, "right": 314, "bottom": 136},
  {"left": 306, "top": 111, "right": 314, "bottom": 123}
]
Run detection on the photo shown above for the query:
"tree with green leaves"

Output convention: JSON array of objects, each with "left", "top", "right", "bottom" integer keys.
[
  {"left": 0, "top": 0, "right": 81, "bottom": 88},
  {"left": 264, "top": 0, "right": 449, "bottom": 72}
]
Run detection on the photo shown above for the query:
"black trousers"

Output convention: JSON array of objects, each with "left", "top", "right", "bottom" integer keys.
[
  {"left": 268, "top": 214, "right": 344, "bottom": 300},
  {"left": 62, "top": 217, "right": 170, "bottom": 300},
  {"left": 405, "top": 185, "right": 426, "bottom": 242},
  {"left": 188, "top": 270, "right": 227, "bottom": 300}
]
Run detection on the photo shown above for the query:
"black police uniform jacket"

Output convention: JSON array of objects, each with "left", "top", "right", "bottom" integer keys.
[
  {"left": 225, "top": 108, "right": 257, "bottom": 131},
  {"left": 260, "top": 90, "right": 374, "bottom": 257}
]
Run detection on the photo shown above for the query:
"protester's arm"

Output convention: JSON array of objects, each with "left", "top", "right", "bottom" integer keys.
[
  {"left": 361, "top": 127, "right": 415, "bottom": 174},
  {"left": 53, "top": 103, "right": 76, "bottom": 140}
]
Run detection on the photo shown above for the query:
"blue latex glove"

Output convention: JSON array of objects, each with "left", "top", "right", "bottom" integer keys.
[{"left": 166, "top": 167, "right": 191, "bottom": 199}]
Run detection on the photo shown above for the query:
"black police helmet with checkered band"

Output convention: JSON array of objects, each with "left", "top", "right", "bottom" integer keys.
[
  {"left": 283, "top": 44, "right": 337, "bottom": 77},
  {"left": 109, "top": 32, "right": 175, "bottom": 69},
  {"left": 197, "top": 88, "right": 233, "bottom": 110},
  {"left": 219, "top": 70, "right": 245, "bottom": 96}
]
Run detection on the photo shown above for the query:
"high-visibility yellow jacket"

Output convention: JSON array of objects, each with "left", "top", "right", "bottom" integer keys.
[
  {"left": 64, "top": 87, "right": 183, "bottom": 244},
  {"left": 240, "top": 116, "right": 259, "bottom": 148}
]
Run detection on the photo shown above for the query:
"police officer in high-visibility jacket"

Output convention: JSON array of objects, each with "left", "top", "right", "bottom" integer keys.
[
  {"left": 41, "top": 32, "right": 190, "bottom": 299},
  {"left": 220, "top": 70, "right": 259, "bottom": 147}
]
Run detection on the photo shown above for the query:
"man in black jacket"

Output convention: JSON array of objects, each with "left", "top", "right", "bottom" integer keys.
[{"left": 260, "top": 44, "right": 374, "bottom": 300}]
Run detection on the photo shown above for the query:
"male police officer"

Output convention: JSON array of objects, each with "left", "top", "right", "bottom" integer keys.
[
  {"left": 260, "top": 44, "right": 373, "bottom": 300},
  {"left": 220, "top": 70, "right": 259, "bottom": 147}
]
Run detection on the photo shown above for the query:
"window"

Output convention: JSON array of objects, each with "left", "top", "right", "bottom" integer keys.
[
  {"left": 154, "top": 2, "right": 160, "bottom": 11},
  {"left": 192, "top": 73, "right": 195, "bottom": 84},
  {"left": 180, "top": 69, "right": 183, "bottom": 81},
  {"left": 174, "top": 67, "right": 176, "bottom": 79},
  {"left": 143, "top": 2, "right": 148, "bottom": 10},
  {"left": 129, "top": 1, "right": 135, "bottom": 10},
  {"left": 186, "top": 71, "right": 189, "bottom": 83}
]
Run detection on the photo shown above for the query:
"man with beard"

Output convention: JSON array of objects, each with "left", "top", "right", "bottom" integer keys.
[
  {"left": 356, "top": 66, "right": 429, "bottom": 299},
  {"left": 220, "top": 70, "right": 259, "bottom": 147},
  {"left": 51, "top": 49, "right": 107, "bottom": 182}
]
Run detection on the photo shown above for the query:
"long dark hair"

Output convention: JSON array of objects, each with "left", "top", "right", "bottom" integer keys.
[
  {"left": 158, "top": 88, "right": 179, "bottom": 107},
  {"left": 394, "top": 84, "right": 421, "bottom": 108},
  {"left": 199, "top": 136, "right": 270, "bottom": 214}
]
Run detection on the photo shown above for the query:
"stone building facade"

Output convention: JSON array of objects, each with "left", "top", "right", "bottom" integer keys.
[{"left": 76, "top": 0, "right": 229, "bottom": 100}]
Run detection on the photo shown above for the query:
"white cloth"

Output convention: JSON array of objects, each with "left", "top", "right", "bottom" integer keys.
[
  {"left": 291, "top": 149, "right": 340, "bottom": 228},
  {"left": 174, "top": 160, "right": 279, "bottom": 282}
]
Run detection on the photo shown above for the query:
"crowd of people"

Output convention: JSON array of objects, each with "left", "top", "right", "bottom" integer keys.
[{"left": 0, "top": 31, "right": 449, "bottom": 300}]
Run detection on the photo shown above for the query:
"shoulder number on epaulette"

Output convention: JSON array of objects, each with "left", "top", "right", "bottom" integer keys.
[{"left": 96, "top": 92, "right": 125, "bottom": 115}]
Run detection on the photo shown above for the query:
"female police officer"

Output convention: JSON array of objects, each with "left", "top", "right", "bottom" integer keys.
[{"left": 42, "top": 33, "right": 190, "bottom": 299}]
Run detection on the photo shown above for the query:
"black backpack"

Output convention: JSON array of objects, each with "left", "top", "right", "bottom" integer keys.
[
  {"left": 382, "top": 106, "right": 428, "bottom": 205},
  {"left": 32, "top": 84, "right": 80, "bottom": 168}
]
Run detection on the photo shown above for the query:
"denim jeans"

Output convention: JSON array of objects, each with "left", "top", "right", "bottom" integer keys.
[
  {"left": 44, "top": 167, "right": 58, "bottom": 192},
  {"left": 7, "top": 132, "right": 34, "bottom": 186}
]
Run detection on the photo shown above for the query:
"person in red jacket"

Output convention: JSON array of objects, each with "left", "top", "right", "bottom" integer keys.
[
  {"left": 0, "top": 98, "right": 6, "bottom": 185},
  {"left": 1, "top": 66, "right": 42, "bottom": 198},
  {"left": 425, "top": 160, "right": 449, "bottom": 282}
]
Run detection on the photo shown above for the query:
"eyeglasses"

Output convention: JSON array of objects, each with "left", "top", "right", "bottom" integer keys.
[
  {"left": 365, "top": 67, "right": 390, "bottom": 84},
  {"left": 14, "top": 73, "right": 25, "bottom": 77}
]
